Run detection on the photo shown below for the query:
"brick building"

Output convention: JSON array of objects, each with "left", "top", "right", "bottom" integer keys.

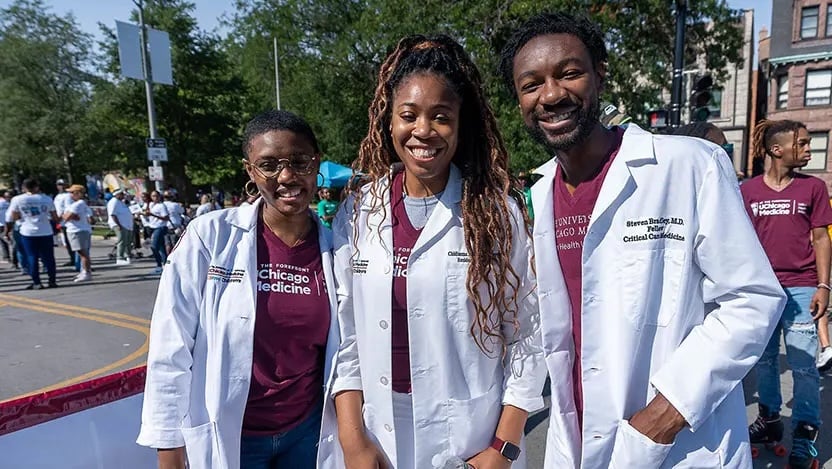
[{"left": 755, "top": 0, "right": 832, "bottom": 186}]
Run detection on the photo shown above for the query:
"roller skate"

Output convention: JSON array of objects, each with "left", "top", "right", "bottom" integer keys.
[
  {"left": 749, "top": 405, "right": 786, "bottom": 459},
  {"left": 786, "top": 422, "right": 819, "bottom": 469}
]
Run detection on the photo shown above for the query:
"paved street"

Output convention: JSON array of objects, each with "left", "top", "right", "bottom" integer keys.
[{"left": 1, "top": 237, "right": 831, "bottom": 467}]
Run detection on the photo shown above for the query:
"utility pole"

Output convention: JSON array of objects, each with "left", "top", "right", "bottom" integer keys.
[
  {"left": 133, "top": 0, "right": 162, "bottom": 191},
  {"left": 274, "top": 37, "right": 281, "bottom": 110},
  {"left": 669, "top": 0, "right": 687, "bottom": 128}
]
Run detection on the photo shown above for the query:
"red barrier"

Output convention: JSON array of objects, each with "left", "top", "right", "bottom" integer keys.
[{"left": 0, "top": 365, "right": 146, "bottom": 437}]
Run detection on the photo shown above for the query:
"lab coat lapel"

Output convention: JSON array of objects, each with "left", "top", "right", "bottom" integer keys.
[{"left": 226, "top": 198, "right": 262, "bottom": 321}]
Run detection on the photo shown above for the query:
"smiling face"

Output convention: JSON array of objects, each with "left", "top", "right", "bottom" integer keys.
[
  {"left": 245, "top": 129, "right": 319, "bottom": 218},
  {"left": 512, "top": 33, "right": 604, "bottom": 153},
  {"left": 772, "top": 127, "right": 812, "bottom": 169},
  {"left": 390, "top": 73, "right": 461, "bottom": 195}
]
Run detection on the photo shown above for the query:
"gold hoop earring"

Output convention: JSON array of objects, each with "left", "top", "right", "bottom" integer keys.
[{"left": 244, "top": 180, "right": 259, "bottom": 198}]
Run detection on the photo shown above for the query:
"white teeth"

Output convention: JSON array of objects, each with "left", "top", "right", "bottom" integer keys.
[
  {"left": 277, "top": 188, "right": 301, "bottom": 198},
  {"left": 410, "top": 148, "right": 437, "bottom": 159},
  {"left": 546, "top": 110, "right": 575, "bottom": 123}
]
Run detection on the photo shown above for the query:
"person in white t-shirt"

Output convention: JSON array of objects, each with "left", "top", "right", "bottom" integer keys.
[
  {"left": 144, "top": 190, "right": 170, "bottom": 274},
  {"left": 162, "top": 191, "right": 185, "bottom": 252},
  {"left": 53, "top": 179, "right": 75, "bottom": 266},
  {"left": 107, "top": 188, "right": 135, "bottom": 265},
  {"left": 8, "top": 179, "right": 58, "bottom": 289},
  {"left": 63, "top": 185, "right": 94, "bottom": 282},
  {"left": 195, "top": 194, "right": 214, "bottom": 217}
]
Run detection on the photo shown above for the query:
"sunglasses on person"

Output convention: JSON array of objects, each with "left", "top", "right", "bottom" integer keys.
[{"left": 243, "top": 154, "right": 318, "bottom": 179}]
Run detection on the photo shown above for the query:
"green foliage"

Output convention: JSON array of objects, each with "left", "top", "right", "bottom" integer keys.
[{"left": 0, "top": 0, "right": 744, "bottom": 194}]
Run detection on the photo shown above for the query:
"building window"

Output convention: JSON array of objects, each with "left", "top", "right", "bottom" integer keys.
[
  {"left": 777, "top": 75, "right": 789, "bottom": 109},
  {"left": 801, "top": 6, "right": 819, "bottom": 38},
  {"left": 708, "top": 88, "right": 722, "bottom": 118},
  {"left": 828, "top": 5, "right": 832, "bottom": 37},
  {"left": 805, "top": 69, "right": 832, "bottom": 106},
  {"left": 805, "top": 132, "right": 829, "bottom": 171}
]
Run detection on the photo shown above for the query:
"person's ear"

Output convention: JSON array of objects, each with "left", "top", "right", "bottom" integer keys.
[
  {"left": 596, "top": 61, "right": 607, "bottom": 94},
  {"left": 769, "top": 143, "right": 783, "bottom": 158}
]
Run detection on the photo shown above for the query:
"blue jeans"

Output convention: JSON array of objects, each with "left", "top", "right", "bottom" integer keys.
[
  {"left": 19, "top": 235, "right": 56, "bottom": 286},
  {"left": 756, "top": 286, "right": 820, "bottom": 428},
  {"left": 150, "top": 226, "right": 168, "bottom": 267},
  {"left": 239, "top": 407, "right": 322, "bottom": 469},
  {"left": 12, "top": 229, "right": 29, "bottom": 271}
]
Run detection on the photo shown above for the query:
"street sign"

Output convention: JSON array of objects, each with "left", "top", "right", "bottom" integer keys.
[
  {"left": 148, "top": 165, "right": 164, "bottom": 181},
  {"left": 146, "top": 138, "right": 168, "bottom": 162}
]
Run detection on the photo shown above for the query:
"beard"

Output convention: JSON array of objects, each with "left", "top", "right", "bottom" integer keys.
[{"left": 525, "top": 98, "right": 601, "bottom": 154}]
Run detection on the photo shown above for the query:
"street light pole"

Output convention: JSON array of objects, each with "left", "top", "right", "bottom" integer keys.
[
  {"left": 133, "top": 0, "right": 162, "bottom": 191},
  {"left": 274, "top": 37, "right": 281, "bottom": 110},
  {"left": 669, "top": 0, "right": 687, "bottom": 128}
]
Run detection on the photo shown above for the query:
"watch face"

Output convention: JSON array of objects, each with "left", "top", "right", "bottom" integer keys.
[{"left": 502, "top": 441, "right": 521, "bottom": 461}]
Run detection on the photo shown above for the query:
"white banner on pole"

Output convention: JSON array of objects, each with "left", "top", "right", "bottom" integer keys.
[
  {"left": 148, "top": 28, "right": 173, "bottom": 85},
  {"left": 115, "top": 21, "right": 143, "bottom": 81}
]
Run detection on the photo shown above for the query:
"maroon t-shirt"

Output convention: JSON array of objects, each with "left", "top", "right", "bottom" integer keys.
[
  {"left": 242, "top": 218, "right": 330, "bottom": 435},
  {"left": 390, "top": 172, "right": 420, "bottom": 393},
  {"left": 741, "top": 173, "right": 832, "bottom": 287},
  {"left": 554, "top": 127, "right": 624, "bottom": 427}
]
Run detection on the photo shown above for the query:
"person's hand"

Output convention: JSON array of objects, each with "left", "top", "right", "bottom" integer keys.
[
  {"left": 341, "top": 435, "right": 388, "bottom": 469},
  {"left": 627, "top": 393, "right": 687, "bottom": 445},
  {"left": 466, "top": 447, "right": 511, "bottom": 469},
  {"left": 810, "top": 287, "right": 829, "bottom": 320},
  {"left": 157, "top": 447, "right": 185, "bottom": 469}
]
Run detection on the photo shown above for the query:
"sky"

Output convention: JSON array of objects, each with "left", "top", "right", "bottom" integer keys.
[{"left": 1, "top": 0, "right": 773, "bottom": 61}]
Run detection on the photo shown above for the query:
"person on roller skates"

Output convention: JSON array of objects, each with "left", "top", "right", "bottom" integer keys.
[{"left": 742, "top": 119, "right": 830, "bottom": 469}]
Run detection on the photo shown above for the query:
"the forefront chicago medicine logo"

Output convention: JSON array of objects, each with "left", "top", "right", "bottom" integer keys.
[{"left": 750, "top": 199, "right": 793, "bottom": 217}]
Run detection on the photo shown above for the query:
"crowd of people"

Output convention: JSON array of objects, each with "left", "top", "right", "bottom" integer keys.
[{"left": 2, "top": 9, "right": 828, "bottom": 469}]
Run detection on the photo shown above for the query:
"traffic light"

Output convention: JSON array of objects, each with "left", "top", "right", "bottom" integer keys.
[
  {"left": 690, "top": 74, "right": 713, "bottom": 122},
  {"left": 647, "top": 109, "right": 669, "bottom": 130}
]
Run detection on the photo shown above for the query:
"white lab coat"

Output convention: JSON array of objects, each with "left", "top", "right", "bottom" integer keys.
[
  {"left": 321, "top": 164, "right": 546, "bottom": 469},
  {"left": 532, "top": 125, "right": 785, "bottom": 468},
  {"left": 136, "top": 199, "right": 340, "bottom": 469}
]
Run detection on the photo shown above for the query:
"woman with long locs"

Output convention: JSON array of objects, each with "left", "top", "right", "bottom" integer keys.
[{"left": 320, "top": 35, "right": 546, "bottom": 469}]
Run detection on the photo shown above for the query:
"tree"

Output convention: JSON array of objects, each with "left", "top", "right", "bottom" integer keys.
[
  {"left": 226, "top": 0, "right": 743, "bottom": 173},
  {"left": 0, "top": 0, "right": 96, "bottom": 186},
  {"left": 91, "top": 0, "right": 246, "bottom": 196}
]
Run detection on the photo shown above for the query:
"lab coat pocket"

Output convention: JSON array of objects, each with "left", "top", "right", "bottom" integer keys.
[
  {"left": 181, "top": 421, "right": 221, "bottom": 469},
  {"left": 608, "top": 419, "right": 673, "bottom": 469},
  {"left": 448, "top": 383, "right": 502, "bottom": 460},
  {"left": 618, "top": 249, "right": 685, "bottom": 329}
]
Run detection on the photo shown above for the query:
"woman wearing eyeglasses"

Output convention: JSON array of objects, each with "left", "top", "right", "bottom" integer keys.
[{"left": 137, "top": 110, "right": 340, "bottom": 469}]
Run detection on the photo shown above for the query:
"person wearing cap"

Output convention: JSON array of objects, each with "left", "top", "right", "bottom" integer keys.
[
  {"left": 63, "top": 184, "right": 94, "bottom": 282},
  {"left": 107, "top": 188, "right": 134, "bottom": 265},
  {"left": 53, "top": 178, "right": 76, "bottom": 267}
]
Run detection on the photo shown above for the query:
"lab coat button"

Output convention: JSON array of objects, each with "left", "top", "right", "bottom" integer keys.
[
  {"left": 380, "top": 376, "right": 389, "bottom": 386},
  {"left": 384, "top": 424, "right": 393, "bottom": 432},
  {"left": 379, "top": 320, "right": 388, "bottom": 329},
  {"left": 593, "top": 434, "right": 603, "bottom": 440}
]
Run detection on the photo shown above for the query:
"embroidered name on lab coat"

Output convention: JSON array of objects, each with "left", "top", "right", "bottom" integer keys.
[
  {"left": 352, "top": 259, "right": 369, "bottom": 274},
  {"left": 623, "top": 217, "right": 686, "bottom": 243},
  {"left": 207, "top": 265, "right": 245, "bottom": 283},
  {"left": 447, "top": 250, "right": 470, "bottom": 263}
]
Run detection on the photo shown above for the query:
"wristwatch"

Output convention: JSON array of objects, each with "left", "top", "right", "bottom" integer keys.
[{"left": 490, "top": 436, "right": 521, "bottom": 461}]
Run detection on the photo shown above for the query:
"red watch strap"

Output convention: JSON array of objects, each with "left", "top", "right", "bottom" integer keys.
[{"left": 491, "top": 436, "right": 507, "bottom": 453}]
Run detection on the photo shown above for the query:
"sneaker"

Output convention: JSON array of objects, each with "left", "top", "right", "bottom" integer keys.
[
  {"left": 47, "top": 281, "right": 58, "bottom": 288},
  {"left": 116, "top": 258, "right": 131, "bottom": 266},
  {"left": 152, "top": 266, "right": 163, "bottom": 274},
  {"left": 789, "top": 422, "right": 819, "bottom": 469},
  {"left": 817, "top": 346, "right": 832, "bottom": 372},
  {"left": 73, "top": 272, "right": 91, "bottom": 282}
]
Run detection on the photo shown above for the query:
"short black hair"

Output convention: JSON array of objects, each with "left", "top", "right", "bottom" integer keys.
[
  {"left": 22, "top": 178, "right": 38, "bottom": 191},
  {"left": 499, "top": 11, "right": 608, "bottom": 98},
  {"left": 672, "top": 122, "right": 721, "bottom": 139},
  {"left": 242, "top": 109, "right": 320, "bottom": 159}
]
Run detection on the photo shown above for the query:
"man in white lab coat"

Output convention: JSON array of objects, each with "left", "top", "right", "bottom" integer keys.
[{"left": 499, "top": 12, "right": 786, "bottom": 468}]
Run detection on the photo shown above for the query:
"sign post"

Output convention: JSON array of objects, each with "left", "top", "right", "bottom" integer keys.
[{"left": 146, "top": 138, "right": 168, "bottom": 162}]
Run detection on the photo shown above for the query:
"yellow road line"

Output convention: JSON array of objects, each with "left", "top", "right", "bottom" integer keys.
[
  {"left": 0, "top": 293, "right": 150, "bottom": 326},
  {"left": 0, "top": 301, "right": 149, "bottom": 402}
]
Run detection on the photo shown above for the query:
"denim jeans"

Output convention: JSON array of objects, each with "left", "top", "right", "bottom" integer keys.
[
  {"left": 756, "top": 286, "right": 821, "bottom": 428},
  {"left": 150, "top": 226, "right": 168, "bottom": 267},
  {"left": 19, "top": 235, "right": 56, "bottom": 286},
  {"left": 239, "top": 406, "right": 322, "bottom": 469}
]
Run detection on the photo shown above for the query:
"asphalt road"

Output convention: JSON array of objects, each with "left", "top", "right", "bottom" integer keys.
[{"left": 1, "top": 237, "right": 830, "bottom": 467}]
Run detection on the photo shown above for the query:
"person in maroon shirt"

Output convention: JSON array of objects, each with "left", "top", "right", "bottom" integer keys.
[
  {"left": 741, "top": 119, "right": 831, "bottom": 468},
  {"left": 331, "top": 35, "right": 543, "bottom": 469},
  {"left": 141, "top": 110, "right": 338, "bottom": 469}
]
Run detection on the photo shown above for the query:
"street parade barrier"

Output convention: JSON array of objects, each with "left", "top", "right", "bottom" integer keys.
[{"left": 0, "top": 366, "right": 155, "bottom": 468}]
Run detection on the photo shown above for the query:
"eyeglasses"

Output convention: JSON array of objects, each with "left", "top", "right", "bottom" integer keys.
[{"left": 243, "top": 155, "right": 318, "bottom": 179}]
